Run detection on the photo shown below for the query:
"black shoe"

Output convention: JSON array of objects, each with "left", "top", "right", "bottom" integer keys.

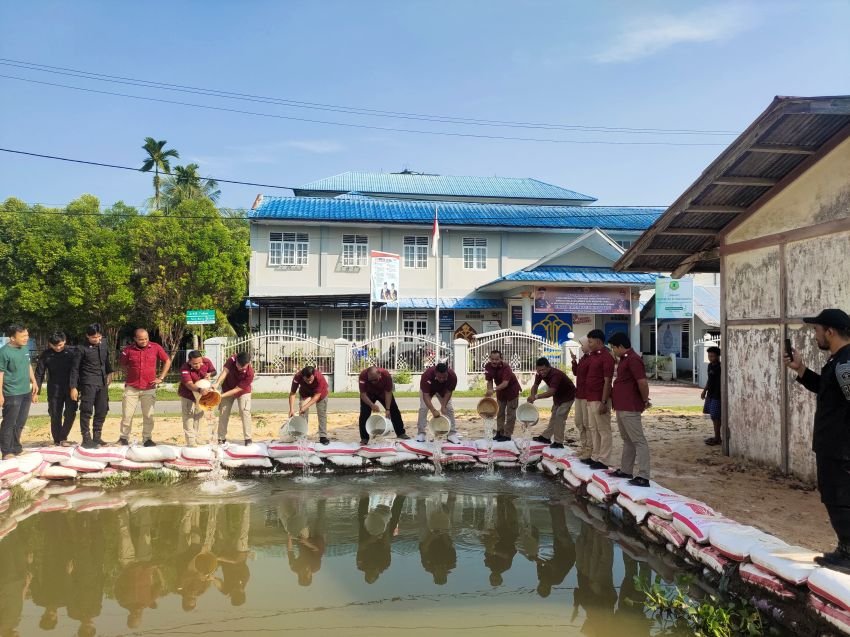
[
  {"left": 244, "top": 439, "right": 253, "bottom": 446},
  {"left": 143, "top": 439, "right": 156, "bottom": 447},
  {"left": 118, "top": 437, "right": 130, "bottom": 446},
  {"left": 533, "top": 436, "right": 551, "bottom": 444},
  {"left": 627, "top": 476, "right": 651, "bottom": 487},
  {"left": 360, "top": 438, "right": 369, "bottom": 446},
  {"left": 549, "top": 442, "right": 564, "bottom": 449},
  {"left": 81, "top": 438, "right": 98, "bottom": 450},
  {"left": 589, "top": 461, "right": 608, "bottom": 470},
  {"left": 218, "top": 438, "right": 226, "bottom": 445},
  {"left": 493, "top": 434, "right": 503, "bottom": 441},
  {"left": 319, "top": 437, "right": 330, "bottom": 445},
  {"left": 93, "top": 437, "right": 107, "bottom": 447},
  {"left": 580, "top": 458, "right": 594, "bottom": 465},
  {"left": 396, "top": 433, "right": 410, "bottom": 440},
  {"left": 610, "top": 469, "right": 633, "bottom": 479},
  {"left": 496, "top": 435, "right": 513, "bottom": 442}
]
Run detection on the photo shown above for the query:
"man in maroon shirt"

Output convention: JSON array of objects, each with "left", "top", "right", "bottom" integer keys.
[
  {"left": 484, "top": 350, "right": 521, "bottom": 441},
  {"left": 584, "top": 329, "right": 615, "bottom": 469},
  {"left": 571, "top": 337, "right": 592, "bottom": 461},
  {"left": 118, "top": 328, "right": 172, "bottom": 446},
  {"left": 529, "top": 357, "right": 576, "bottom": 448},
  {"left": 214, "top": 351, "right": 255, "bottom": 445},
  {"left": 358, "top": 365, "right": 409, "bottom": 444},
  {"left": 289, "top": 366, "right": 330, "bottom": 445},
  {"left": 416, "top": 362, "right": 459, "bottom": 443},
  {"left": 178, "top": 350, "right": 216, "bottom": 446},
  {"left": 608, "top": 332, "right": 651, "bottom": 487}
]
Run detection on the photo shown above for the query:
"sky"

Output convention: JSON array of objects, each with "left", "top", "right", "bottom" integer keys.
[{"left": 1, "top": 0, "right": 849, "bottom": 210}]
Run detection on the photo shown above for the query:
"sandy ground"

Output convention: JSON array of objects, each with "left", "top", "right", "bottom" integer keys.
[{"left": 19, "top": 407, "right": 833, "bottom": 552}]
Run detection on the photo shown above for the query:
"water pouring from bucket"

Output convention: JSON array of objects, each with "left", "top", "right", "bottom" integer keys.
[
  {"left": 476, "top": 397, "right": 499, "bottom": 479},
  {"left": 279, "top": 415, "right": 314, "bottom": 480},
  {"left": 365, "top": 414, "right": 393, "bottom": 439},
  {"left": 515, "top": 402, "right": 539, "bottom": 473},
  {"left": 192, "top": 379, "right": 222, "bottom": 412}
]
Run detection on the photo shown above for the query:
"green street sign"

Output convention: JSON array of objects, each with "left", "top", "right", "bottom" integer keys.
[{"left": 186, "top": 309, "right": 216, "bottom": 325}]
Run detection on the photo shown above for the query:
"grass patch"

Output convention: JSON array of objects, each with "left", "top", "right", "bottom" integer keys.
[
  {"left": 101, "top": 468, "right": 182, "bottom": 489},
  {"left": 9, "top": 484, "right": 38, "bottom": 507}
]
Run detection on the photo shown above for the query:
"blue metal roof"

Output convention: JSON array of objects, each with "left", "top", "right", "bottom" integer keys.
[
  {"left": 394, "top": 297, "right": 506, "bottom": 310},
  {"left": 250, "top": 196, "right": 662, "bottom": 231},
  {"left": 493, "top": 265, "right": 657, "bottom": 285},
  {"left": 694, "top": 285, "right": 720, "bottom": 326},
  {"left": 296, "top": 171, "right": 597, "bottom": 202}
]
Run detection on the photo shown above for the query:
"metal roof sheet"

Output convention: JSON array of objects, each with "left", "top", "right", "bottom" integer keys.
[
  {"left": 395, "top": 297, "right": 506, "bottom": 310},
  {"left": 250, "top": 196, "right": 662, "bottom": 231},
  {"left": 295, "top": 171, "right": 597, "bottom": 202},
  {"left": 490, "top": 265, "right": 656, "bottom": 285}
]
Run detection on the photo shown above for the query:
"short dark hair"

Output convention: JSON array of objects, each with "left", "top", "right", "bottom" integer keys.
[
  {"left": 707, "top": 346, "right": 721, "bottom": 356},
  {"left": 85, "top": 323, "right": 103, "bottom": 336},
  {"left": 535, "top": 357, "right": 551, "bottom": 368},
  {"left": 48, "top": 331, "right": 66, "bottom": 345},
  {"left": 587, "top": 329, "right": 605, "bottom": 341},
  {"left": 235, "top": 351, "right": 252, "bottom": 366},
  {"left": 301, "top": 365, "right": 315, "bottom": 377},
  {"left": 435, "top": 362, "right": 448, "bottom": 373},
  {"left": 188, "top": 350, "right": 203, "bottom": 360},
  {"left": 831, "top": 326, "right": 850, "bottom": 340},
  {"left": 489, "top": 349, "right": 502, "bottom": 357},
  {"left": 5, "top": 323, "right": 26, "bottom": 338},
  {"left": 607, "top": 332, "right": 631, "bottom": 348}
]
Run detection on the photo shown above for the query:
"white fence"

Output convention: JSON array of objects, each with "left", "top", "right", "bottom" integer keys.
[
  {"left": 468, "top": 329, "right": 563, "bottom": 374},
  {"left": 222, "top": 331, "right": 335, "bottom": 375},
  {"left": 348, "top": 333, "right": 452, "bottom": 374}
]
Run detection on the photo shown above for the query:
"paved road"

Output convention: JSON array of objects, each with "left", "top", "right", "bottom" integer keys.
[{"left": 28, "top": 382, "right": 701, "bottom": 416}]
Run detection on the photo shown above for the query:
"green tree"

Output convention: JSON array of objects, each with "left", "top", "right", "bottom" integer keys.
[
  {"left": 162, "top": 163, "right": 221, "bottom": 209},
  {"left": 140, "top": 137, "right": 179, "bottom": 210}
]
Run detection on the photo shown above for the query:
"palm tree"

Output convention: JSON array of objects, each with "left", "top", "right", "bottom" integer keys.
[
  {"left": 140, "top": 137, "right": 179, "bottom": 209},
  {"left": 162, "top": 163, "right": 221, "bottom": 209}
]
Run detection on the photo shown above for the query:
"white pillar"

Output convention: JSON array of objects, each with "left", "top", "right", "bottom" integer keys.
[
  {"left": 453, "top": 338, "right": 469, "bottom": 390},
  {"left": 204, "top": 337, "right": 229, "bottom": 375},
  {"left": 631, "top": 291, "right": 642, "bottom": 353},
  {"left": 522, "top": 295, "right": 532, "bottom": 334},
  {"left": 333, "top": 338, "right": 350, "bottom": 393}
]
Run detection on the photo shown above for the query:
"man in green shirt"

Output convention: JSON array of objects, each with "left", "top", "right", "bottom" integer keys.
[{"left": 0, "top": 324, "right": 38, "bottom": 458}]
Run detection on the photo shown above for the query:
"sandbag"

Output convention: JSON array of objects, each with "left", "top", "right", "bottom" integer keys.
[
  {"left": 592, "top": 471, "right": 632, "bottom": 496},
  {"left": 79, "top": 468, "right": 129, "bottom": 481},
  {"left": 221, "top": 457, "right": 273, "bottom": 469},
  {"left": 315, "top": 442, "right": 360, "bottom": 456},
  {"left": 562, "top": 470, "right": 584, "bottom": 490},
  {"left": 569, "top": 463, "right": 601, "bottom": 483},
  {"left": 618, "top": 482, "right": 670, "bottom": 504},
  {"left": 38, "top": 464, "right": 78, "bottom": 480},
  {"left": 16, "top": 452, "right": 44, "bottom": 474},
  {"left": 750, "top": 544, "right": 820, "bottom": 586},
  {"left": 111, "top": 458, "right": 164, "bottom": 471},
  {"left": 74, "top": 445, "right": 127, "bottom": 463},
  {"left": 542, "top": 447, "right": 575, "bottom": 461},
  {"left": 33, "top": 497, "right": 71, "bottom": 514},
  {"left": 478, "top": 450, "right": 522, "bottom": 463},
  {"left": 222, "top": 442, "right": 269, "bottom": 460},
  {"left": 0, "top": 489, "right": 10, "bottom": 506},
  {"left": 359, "top": 443, "right": 400, "bottom": 459},
  {"left": 0, "top": 457, "right": 20, "bottom": 480},
  {"left": 441, "top": 442, "right": 478, "bottom": 456},
  {"left": 556, "top": 455, "right": 578, "bottom": 471},
  {"left": 647, "top": 515, "right": 687, "bottom": 548},
  {"left": 586, "top": 481, "right": 609, "bottom": 504},
  {"left": 3, "top": 470, "right": 34, "bottom": 487},
  {"left": 127, "top": 445, "right": 179, "bottom": 463},
  {"left": 440, "top": 454, "right": 477, "bottom": 465},
  {"left": 44, "top": 483, "right": 76, "bottom": 496},
  {"left": 397, "top": 440, "right": 433, "bottom": 457},
  {"left": 60, "top": 487, "right": 105, "bottom": 504},
  {"left": 36, "top": 446, "right": 74, "bottom": 462},
  {"left": 181, "top": 445, "right": 218, "bottom": 462},
  {"left": 739, "top": 563, "right": 797, "bottom": 599},
  {"left": 708, "top": 524, "right": 786, "bottom": 562},
  {"left": 617, "top": 493, "right": 650, "bottom": 523},
  {"left": 685, "top": 538, "right": 733, "bottom": 574},
  {"left": 810, "top": 592, "right": 850, "bottom": 634},
  {"left": 268, "top": 442, "right": 314, "bottom": 458},
  {"left": 60, "top": 456, "right": 108, "bottom": 473},
  {"left": 645, "top": 493, "right": 715, "bottom": 521},
  {"left": 75, "top": 496, "right": 127, "bottom": 512},
  {"left": 808, "top": 566, "right": 850, "bottom": 613},
  {"left": 165, "top": 458, "right": 213, "bottom": 472},
  {"left": 376, "top": 452, "right": 420, "bottom": 466},
  {"left": 327, "top": 455, "right": 366, "bottom": 468},
  {"left": 274, "top": 455, "right": 324, "bottom": 468},
  {"left": 540, "top": 458, "right": 562, "bottom": 476},
  {"left": 474, "top": 439, "right": 519, "bottom": 456},
  {"left": 672, "top": 510, "right": 734, "bottom": 544}
]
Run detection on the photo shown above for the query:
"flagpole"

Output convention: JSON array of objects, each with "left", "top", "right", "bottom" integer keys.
[{"left": 433, "top": 205, "right": 440, "bottom": 343}]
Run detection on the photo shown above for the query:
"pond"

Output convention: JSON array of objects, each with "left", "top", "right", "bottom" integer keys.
[{"left": 0, "top": 473, "right": 692, "bottom": 636}]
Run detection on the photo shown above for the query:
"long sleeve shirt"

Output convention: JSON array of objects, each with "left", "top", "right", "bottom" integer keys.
[
  {"left": 70, "top": 340, "right": 114, "bottom": 389},
  {"left": 797, "top": 344, "right": 850, "bottom": 459},
  {"left": 35, "top": 347, "right": 77, "bottom": 390}
]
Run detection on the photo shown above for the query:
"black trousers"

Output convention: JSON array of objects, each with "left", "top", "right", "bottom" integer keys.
[
  {"left": 817, "top": 454, "right": 850, "bottom": 545},
  {"left": 78, "top": 384, "right": 109, "bottom": 439},
  {"left": 0, "top": 393, "right": 31, "bottom": 456},
  {"left": 47, "top": 385, "right": 77, "bottom": 444},
  {"left": 359, "top": 397, "right": 405, "bottom": 441}
]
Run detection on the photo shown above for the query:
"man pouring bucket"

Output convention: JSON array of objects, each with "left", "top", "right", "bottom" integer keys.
[{"left": 416, "top": 362, "right": 460, "bottom": 443}]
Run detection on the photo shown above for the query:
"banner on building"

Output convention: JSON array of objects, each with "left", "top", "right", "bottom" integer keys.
[
  {"left": 533, "top": 313, "right": 574, "bottom": 344},
  {"left": 657, "top": 322, "right": 683, "bottom": 356},
  {"left": 534, "top": 286, "right": 631, "bottom": 315},
  {"left": 655, "top": 278, "right": 693, "bottom": 319},
  {"left": 371, "top": 251, "right": 401, "bottom": 303}
]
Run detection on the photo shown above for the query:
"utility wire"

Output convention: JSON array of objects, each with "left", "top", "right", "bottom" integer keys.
[{"left": 0, "top": 57, "right": 740, "bottom": 136}]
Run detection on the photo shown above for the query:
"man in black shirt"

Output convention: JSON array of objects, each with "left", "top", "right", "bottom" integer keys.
[
  {"left": 70, "top": 324, "right": 114, "bottom": 449},
  {"left": 35, "top": 331, "right": 78, "bottom": 446},
  {"left": 702, "top": 346, "right": 722, "bottom": 446},
  {"left": 785, "top": 308, "right": 850, "bottom": 573}
]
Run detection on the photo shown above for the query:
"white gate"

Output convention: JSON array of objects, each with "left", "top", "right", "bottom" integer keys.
[
  {"left": 348, "top": 333, "right": 451, "bottom": 374},
  {"left": 223, "top": 331, "right": 335, "bottom": 375},
  {"left": 468, "top": 329, "right": 560, "bottom": 374}
]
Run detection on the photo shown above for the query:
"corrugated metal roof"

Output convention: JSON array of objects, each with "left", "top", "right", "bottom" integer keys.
[
  {"left": 395, "top": 297, "right": 506, "bottom": 310},
  {"left": 250, "top": 196, "right": 663, "bottom": 231},
  {"left": 295, "top": 171, "right": 597, "bottom": 202},
  {"left": 491, "top": 265, "right": 656, "bottom": 285}
]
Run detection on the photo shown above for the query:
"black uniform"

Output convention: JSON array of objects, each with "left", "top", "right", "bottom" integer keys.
[
  {"left": 797, "top": 343, "right": 850, "bottom": 543},
  {"left": 35, "top": 346, "right": 78, "bottom": 444},
  {"left": 70, "top": 340, "right": 113, "bottom": 442}
]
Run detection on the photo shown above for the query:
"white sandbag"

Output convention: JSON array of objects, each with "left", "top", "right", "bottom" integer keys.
[
  {"left": 0, "top": 457, "right": 20, "bottom": 479},
  {"left": 397, "top": 440, "right": 433, "bottom": 457},
  {"left": 685, "top": 538, "right": 733, "bottom": 574},
  {"left": 221, "top": 457, "right": 273, "bottom": 469},
  {"left": 739, "top": 563, "right": 796, "bottom": 599},
  {"left": 15, "top": 452, "right": 44, "bottom": 474},
  {"left": 74, "top": 445, "right": 127, "bottom": 463},
  {"left": 164, "top": 459, "right": 212, "bottom": 472},
  {"left": 127, "top": 445, "right": 179, "bottom": 462},
  {"left": 645, "top": 492, "right": 715, "bottom": 520},
  {"left": 750, "top": 544, "right": 820, "bottom": 586},
  {"left": 359, "top": 442, "right": 400, "bottom": 459},
  {"left": 809, "top": 567, "right": 850, "bottom": 613},
  {"left": 36, "top": 446, "right": 74, "bottom": 462},
  {"left": 0, "top": 489, "right": 10, "bottom": 506},
  {"left": 80, "top": 468, "right": 129, "bottom": 481},
  {"left": 586, "top": 481, "right": 609, "bottom": 504},
  {"left": 327, "top": 455, "right": 366, "bottom": 468},
  {"left": 38, "top": 464, "right": 78, "bottom": 480},
  {"left": 495, "top": 460, "right": 519, "bottom": 468},
  {"left": 478, "top": 450, "right": 522, "bottom": 463},
  {"left": 474, "top": 439, "right": 519, "bottom": 456},
  {"left": 556, "top": 455, "right": 578, "bottom": 471},
  {"left": 618, "top": 481, "right": 670, "bottom": 504},
  {"left": 617, "top": 493, "right": 650, "bottom": 523},
  {"left": 181, "top": 445, "right": 217, "bottom": 461},
  {"left": 647, "top": 515, "right": 687, "bottom": 548},
  {"left": 111, "top": 458, "right": 164, "bottom": 471},
  {"left": 315, "top": 442, "right": 360, "bottom": 457},
  {"left": 540, "top": 458, "right": 562, "bottom": 476},
  {"left": 562, "top": 470, "right": 584, "bottom": 490},
  {"left": 569, "top": 463, "right": 601, "bottom": 483},
  {"left": 75, "top": 496, "right": 127, "bottom": 512},
  {"left": 592, "top": 471, "right": 631, "bottom": 496},
  {"left": 222, "top": 442, "right": 269, "bottom": 460},
  {"left": 440, "top": 454, "right": 477, "bottom": 465},
  {"left": 268, "top": 442, "right": 314, "bottom": 458},
  {"left": 708, "top": 524, "right": 786, "bottom": 562},
  {"left": 60, "top": 456, "right": 108, "bottom": 473},
  {"left": 274, "top": 455, "right": 324, "bottom": 468},
  {"left": 542, "top": 446, "right": 575, "bottom": 461},
  {"left": 376, "top": 452, "right": 420, "bottom": 466},
  {"left": 672, "top": 510, "right": 735, "bottom": 544},
  {"left": 441, "top": 442, "right": 478, "bottom": 456},
  {"left": 810, "top": 592, "right": 850, "bottom": 634},
  {"left": 18, "top": 477, "right": 48, "bottom": 495},
  {"left": 3, "top": 470, "right": 34, "bottom": 487}
]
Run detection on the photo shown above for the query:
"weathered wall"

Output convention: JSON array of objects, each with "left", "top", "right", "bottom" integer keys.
[
  {"left": 725, "top": 248, "right": 781, "bottom": 320},
  {"left": 785, "top": 231, "right": 850, "bottom": 318}
]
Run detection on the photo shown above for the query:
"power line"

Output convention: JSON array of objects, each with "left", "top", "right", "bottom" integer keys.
[
  {"left": 0, "top": 73, "right": 730, "bottom": 147},
  {"left": 0, "top": 57, "right": 740, "bottom": 137}
]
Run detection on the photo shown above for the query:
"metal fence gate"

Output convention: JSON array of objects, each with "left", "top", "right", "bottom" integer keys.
[{"left": 222, "top": 331, "right": 335, "bottom": 375}]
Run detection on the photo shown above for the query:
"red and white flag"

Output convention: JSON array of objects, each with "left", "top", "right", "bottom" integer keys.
[{"left": 431, "top": 206, "right": 440, "bottom": 257}]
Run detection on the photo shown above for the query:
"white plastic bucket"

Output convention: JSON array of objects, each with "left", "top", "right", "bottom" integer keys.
[
  {"left": 191, "top": 379, "right": 221, "bottom": 412},
  {"left": 429, "top": 415, "right": 451, "bottom": 436},
  {"left": 365, "top": 414, "right": 393, "bottom": 438},
  {"left": 516, "top": 402, "right": 539, "bottom": 425},
  {"left": 280, "top": 415, "right": 309, "bottom": 440}
]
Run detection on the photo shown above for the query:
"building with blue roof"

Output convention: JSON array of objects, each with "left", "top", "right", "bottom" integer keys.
[{"left": 247, "top": 171, "right": 665, "bottom": 345}]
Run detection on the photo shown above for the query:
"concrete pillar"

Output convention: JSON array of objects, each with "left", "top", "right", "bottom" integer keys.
[
  {"left": 522, "top": 295, "right": 533, "bottom": 334},
  {"left": 333, "top": 338, "right": 350, "bottom": 393},
  {"left": 631, "top": 291, "right": 642, "bottom": 353},
  {"left": 453, "top": 338, "right": 469, "bottom": 390},
  {"left": 204, "top": 337, "right": 230, "bottom": 375}
]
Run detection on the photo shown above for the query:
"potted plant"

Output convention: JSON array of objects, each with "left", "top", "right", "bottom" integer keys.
[{"left": 657, "top": 357, "right": 674, "bottom": 381}]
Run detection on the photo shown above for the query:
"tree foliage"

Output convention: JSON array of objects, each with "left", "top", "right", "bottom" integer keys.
[
  {"left": 162, "top": 163, "right": 221, "bottom": 209},
  {"left": 140, "top": 137, "right": 179, "bottom": 210}
]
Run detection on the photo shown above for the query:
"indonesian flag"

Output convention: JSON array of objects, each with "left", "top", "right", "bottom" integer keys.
[{"left": 432, "top": 206, "right": 440, "bottom": 257}]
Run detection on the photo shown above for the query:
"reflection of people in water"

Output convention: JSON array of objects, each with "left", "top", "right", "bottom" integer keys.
[
  {"left": 282, "top": 498, "right": 327, "bottom": 587},
  {"left": 357, "top": 492, "right": 405, "bottom": 584},
  {"left": 482, "top": 495, "right": 519, "bottom": 587},
  {"left": 417, "top": 493, "right": 457, "bottom": 585},
  {"left": 30, "top": 513, "right": 72, "bottom": 630},
  {"left": 115, "top": 506, "right": 165, "bottom": 629},
  {"left": 613, "top": 553, "right": 652, "bottom": 635},
  {"left": 176, "top": 504, "right": 219, "bottom": 612},
  {"left": 67, "top": 512, "right": 107, "bottom": 637},
  {"left": 214, "top": 504, "right": 252, "bottom": 606},
  {"left": 573, "top": 511, "right": 618, "bottom": 636},
  {"left": 534, "top": 287, "right": 553, "bottom": 312},
  {"left": 0, "top": 524, "right": 32, "bottom": 637},
  {"left": 535, "top": 502, "right": 576, "bottom": 598}
]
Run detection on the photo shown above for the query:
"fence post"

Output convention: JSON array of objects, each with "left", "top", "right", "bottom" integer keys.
[
  {"left": 204, "top": 337, "right": 229, "bottom": 375},
  {"left": 333, "top": 338, "right": 350, "bottom": 393},
  {"left": 453, "top": 338, "right": 469, "bottom": 390}
]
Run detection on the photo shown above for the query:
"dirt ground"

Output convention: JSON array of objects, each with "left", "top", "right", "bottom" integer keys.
[{"left": 20, "top": 407, "right": 833, "bottom": 551}]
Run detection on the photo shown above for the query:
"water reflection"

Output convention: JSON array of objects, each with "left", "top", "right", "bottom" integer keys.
[{"left": 0, "top": 478, "right": 687, "bottom": 635}]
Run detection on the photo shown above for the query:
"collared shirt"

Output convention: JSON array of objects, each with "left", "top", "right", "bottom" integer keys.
[
  {"left": 534, "top": 367, "right": 576, "bottom": 406},
  {"left": 0, "top": 344, "right": 32, "bottom": 396},
  {"left": 612, "top": 348, "right": 648, "bottom": 412},
  {"left": 797, "top": 343, "right": 850, "bottom": 459},
  {"left": 120, "top": 342, "right": 169, "bottom": 390},
  {"left": 70, "top": 340, "right": 113, "bottom": 388},
  {"left": 585, "top": 347, "right": 615, "bottom": 402},
  {"left": 358, "top": 368, "right": 393, "bottom": 400},
  {"left": 572, "top": 355, "right": 591, "bottom": 400},
  {"left": 484, "top": 361, "right": 521, "bottom": 401},
  {"left": 178, "top": 357, "right": 217, "bottom": 400},
  {"left": 35, "top": 346, "right": 78, "bottom": 391},
  {"left": 420, "top": 367, "right": 458, "bottom": 396},
  {"left": 291, "top": 370, "right": 329, "bottom": 400},
  {"left": 221, "top": 356, "right": 254, "bottom": 396},
  {"left": 705, "top": 361, "right": 721, "bottom": 399}
]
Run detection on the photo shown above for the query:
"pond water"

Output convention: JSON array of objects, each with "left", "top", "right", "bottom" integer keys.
[{"left": 0, "top": 474, "right": 691, "bottom": 636}]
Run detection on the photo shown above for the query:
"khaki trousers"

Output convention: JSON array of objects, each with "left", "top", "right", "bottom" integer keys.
[
  {"left": 586, "top": 400, "right": 612, "bottom": 465},
  {"left": 181, "top": 397, "right": 205, "bottom": 445},
  {"left": 416, "top": 394, "right": 457, "bottom": 435},
  {"left": 539, "top": 400, "right": 574, "bottom": 444},
  {"left": 616, "top": 410, "right": 650, "bottom": 479},
  {"left": 574, "top": 398, "right": 592, "bottom": 459},
  {"left": 300, "top": 396, "right": 329, "bottom": 437},
  {"left": 497, "top": 397, "right": 519, "bottom": 436},
  {"left": 218, "top": 394, "right": 253, "bottom": 441},
  {"left": 120, "top": 387, "right": 157, "bottom": 442}
]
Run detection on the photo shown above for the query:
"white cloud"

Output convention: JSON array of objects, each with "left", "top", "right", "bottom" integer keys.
[
  {"left": 284, "top": 140, "right": 346, "bottom": 154},
  {"left": 594, "top": 3, "right": 758, "bottom": 63}
]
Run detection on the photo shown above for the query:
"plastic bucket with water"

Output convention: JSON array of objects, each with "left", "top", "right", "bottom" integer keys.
[
  {"left": 192, "top": 379, "right": 222, "bottom": 412},
  {"left": 279, "top": 415, "right": 309, "bottom": 441},
  {"left": 429, "top": 415, "right": 451, "bottom": 436},
  {"left": 365, "top": 414, "right": 392, "bottom": 438},
  {"left": 516, "top": 402, "right": 540, "bottom": 425},
  {"left": 476, "top": 397, "right": 499, "bottom": 418}
]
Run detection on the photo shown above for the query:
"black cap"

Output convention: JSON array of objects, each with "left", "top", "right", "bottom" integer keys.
[{"left": 803, "top": 309, "right": 850, "bottom": 330}]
